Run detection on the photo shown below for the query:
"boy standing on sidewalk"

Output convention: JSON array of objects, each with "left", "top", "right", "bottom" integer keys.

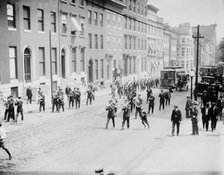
[{"left": 15, "top": 97, "right": 24, "bottom": 122}]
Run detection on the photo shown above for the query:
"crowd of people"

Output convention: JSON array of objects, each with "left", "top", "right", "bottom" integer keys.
[{"left": 1, "top": 77, "right": 224, "bottom": 161}]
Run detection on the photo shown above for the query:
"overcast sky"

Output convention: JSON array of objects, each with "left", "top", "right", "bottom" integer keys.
[{"left": 149, "top": 0, "right": 224, "bottom": 44}]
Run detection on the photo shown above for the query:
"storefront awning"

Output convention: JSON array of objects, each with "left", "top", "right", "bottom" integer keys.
[{"left": 71, "top": 17, "right": 82, "bottom": 32}]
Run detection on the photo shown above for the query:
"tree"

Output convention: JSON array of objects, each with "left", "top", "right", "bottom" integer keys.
[{"left": 218, "top": 38, "right": 224, "bottom": 62}]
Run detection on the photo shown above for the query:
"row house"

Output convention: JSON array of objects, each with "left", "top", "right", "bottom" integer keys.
[
  {"left": 122, "top": 0, "right": 148, "bottom": 80},
  {"left": 147, "top": 4, "right": 160, "bottom": 77}
]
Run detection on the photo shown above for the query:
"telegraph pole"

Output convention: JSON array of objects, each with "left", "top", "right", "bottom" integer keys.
[{"left": 192, "top": 25, "right": 204, "bottom": 100}]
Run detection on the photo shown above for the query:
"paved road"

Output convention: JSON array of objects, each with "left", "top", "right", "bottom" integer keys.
[{"left": 0, "top": 88, "right": 223, "bottom": 174}]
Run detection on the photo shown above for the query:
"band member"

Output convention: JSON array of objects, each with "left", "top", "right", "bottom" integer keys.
[
  {"left": 140, "top": 109, "right": 150, "bottom": 128},
  {"left": 146, "top": 88, "right": 152, "bottom": 104},
  {"left": 86, "top": 88, "right": 93, "bottom": 105},
  {"left": 201, "top": 102, "right": 210, "bottom": 131},
  {"left": 68, "top": 88, "right": 75, "bottom": 108},
  {"left": 158, "top": 90, "right": 165, "bottom": 110},
  {"left": 122, "top": 99, "right": 131, "bottom": 130},
  {"left": 148, "top": 93, "right": 155, "bottom": 114},
  {"left": 52, "top": 91, "right": 59, "bottom": 112},
  {"left": 171, "top": 105, "right": 182, "bottom": 136},
  {"left": 0, "top": 123, "right": 12, "bottom": 160},
  {"left": 190, "top": 102, "right": 199, "bottom": 135},
  {"left": 134, "top": 94, "right": 143, "bottom": 119},
  {"left": 15, "top": 97, "right": 24, "bottom": 122},
  {"left": 39, "top": 93, "right": 45, "bottom": 112},
  {"left": 75, "top": 88, "right": 81, "bottom": 109},
  {"left": 105, "top": 100, "right": 116, "bottom": 129},
  {"left": 3, "top": 97, "right": 10, "bottom": 121},
  {"left": 58, "top": 89, "right": 65, "bottom": 112},
  {"left": 7, "top": 96, "right": 15, "bottom": 122}
]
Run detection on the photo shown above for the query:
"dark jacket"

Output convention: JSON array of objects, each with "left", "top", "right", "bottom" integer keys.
[
  {"left": 148, "top": 96, "right": 155, "bottom": 105},
  {"left": 171, "top": 109, "right": 182, "bottom": 123},
  {"left": 26, "top": 88, "right": 32, "bottom": 97},
  {"left": 122, "top": 104, "right": 131, "bottom": 118},
  {"left": 159, "top": 93, "right": 165, "bottom": 103},
  {"left": 208, "top": 106, "right": 219, "bottom": 120},
  {"left": 106, "top": 105, "right": 115, "bottom": 118}
]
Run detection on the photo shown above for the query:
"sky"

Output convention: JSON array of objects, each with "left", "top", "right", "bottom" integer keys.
[{"left": 149, "top": 0, "right": 224, "bottom": 44}]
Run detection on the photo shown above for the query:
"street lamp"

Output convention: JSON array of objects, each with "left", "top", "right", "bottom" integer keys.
[{"left": 189, "top": 71, "right": 195, "bottom": 100}]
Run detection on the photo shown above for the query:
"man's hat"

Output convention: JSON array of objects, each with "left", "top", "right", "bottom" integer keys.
[
  {"left": 174, "top": 105, "right": 178, "bottom": 108},
  {"left": 212, "top": 102, "right": 216, "bottom": 105},
  {"left": 187, "top": 96, "right": 190, "bottom": 98},
  {"left": 18, "top": 97, "right": 21, "bottom": 99}
]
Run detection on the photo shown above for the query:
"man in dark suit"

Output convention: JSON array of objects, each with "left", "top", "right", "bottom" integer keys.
[
  {"left": 26, "top": 86, "right": 32, "bottom": 104},
  {"left": 208, "top": 102, "right": 219, "bottom": 132},
  {"left": 171, "top": 105, "right": 182, "bottom": 136},
  {"left": 201, "top": 103, "right": 210, "bottom": 131},
  {"left": 148, "top": 93, "right": 155, "bottom": 114},
  {"left": 158, "top": 90, "right": 165, "bottom": 110}
]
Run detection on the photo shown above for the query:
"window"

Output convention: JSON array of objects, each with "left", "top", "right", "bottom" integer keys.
[
  {"left": 141, "top": 4, "right": 143, "bottom": 15},
  {"left": 133, "top": 20, "right": 136, "bottom": 31},
  {"left": 145, "top": 6, "right": 147, "bottom": 16},
  {"left": 95, "top": 34, "right": 98, "bottom": 49},
  {"left": 100, "top": 13, "right": 103, "bottom": 27},
  {"left": 181, "top": 61, "right": 184, "bottom": 68},
  {"left": 95, "top": 59, "right": 98, "bottom": 80},
  {"left": 181, "top": 48, "right": 185, "bottom": 56},
  {"left": 138, "top": 3, "right": 140, "bottom": 13},
  {"left": 61, "top": 13, "right": 67, "bottom": 34},
  {"left": 51, "top": 48, "right": 57, "bottom": 75},
  {"left": 133, "top": 56, "right": 136, "bottom": 73},
  {"left": 113, "top": 36, "right": 116, "bottom": 50},
  {"left": 129, "top": 0, "right": 132, "bottom": 10},
  {"left": 100, "top": 35, "right": 103, "bottom": 49},
  {"left": 39, "top": 47, "right": 45, "bottom": 76},
  {"left": 37, "top": 9, "right": 44, "bottom": 31},
  {"left": 141, "top": 39, "right": 143, "bottom": 50},
  {"left": 129, "top": 36, "right": 132, "bottom": 50},
  {"left": 9, "top": 47, "right": 17, "bottom": 79},
  {"left": 145, "top": 40, "right": 147, "bottom": 50},
  {"left": 7, "top": 3, "right": 16, "bottom": 29},
  {"left": 138, "top": 38, "right": 140, "bottom": 50},
  {"left": 88, "top": 10, "right": 92, "bottom": 25},
  {"left": 101, "top": 59, "right": 104, "bottom": 78},
  {"left": 118, "top": 16, "right": 121, "bottom": 28},
  {"left": 182, "top": 38, "right": 185, "bottom": 43},
  {"left": 50, "top": 12, "right": 56, "bottom": 32},
  {"left": 133, "top": 36, "right": 136, "bottom": 50},
  {"left": 71, "top": 0, "right": 76, "bottom": 4},
  {"left": 23, "top": 6, "right": 30, "bottom": 30},
  {"left": 113, "top": 14, "right": 116, "bottom": 26},
  {"left": 107, "top": 12, "right": 110, "bottom": 25},
  {"left": 80, "top": 48, "right": 85, "bottom": 71},
  {"left": 124, "top": 17, "right": 127, "bottom": 29},
  {"left": 80, "top": 0, "right": 84, "bottom": 6},
  {"left": 94, "top": 12, "right": 98, "bottom": 26},
  {"left": 129, "top": 18, "right": 131, "bottom": 30},
  {"left": 71, "top": 47, "right": 76, "bottom": 72},
  {"left": 88, "top": 33, "right": 92, "bottom": 49},
  {"left": 80, "top": 23, "right": 84, "bottom": 36},
  {"left": 24, "top": 48, "right": 31, "bottom": 82},
  {"left": 124, "top": 35, "right": 127, "bottom": 49},
  {"left": 133, "top": 0, "right": 136, "bottom": 12}
]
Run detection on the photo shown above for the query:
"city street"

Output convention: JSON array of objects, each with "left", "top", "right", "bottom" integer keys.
[{"left": 0, "top": 88, "right": 223, "bottom": 174}]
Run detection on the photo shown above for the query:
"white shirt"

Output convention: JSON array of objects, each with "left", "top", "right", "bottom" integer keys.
[{"left": 0, "top": 127, "right": 8, "bottom": 139}]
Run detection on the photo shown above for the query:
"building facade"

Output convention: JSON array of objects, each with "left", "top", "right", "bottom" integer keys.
[{"left": 175, "top": 23, "right": 194, "bottom": 72}]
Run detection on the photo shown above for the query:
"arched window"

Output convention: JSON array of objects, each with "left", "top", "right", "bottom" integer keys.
[{"left": 24, "top": 48, "right": 31, "bottom": 82}]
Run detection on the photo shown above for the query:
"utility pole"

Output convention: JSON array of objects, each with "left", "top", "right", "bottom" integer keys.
[{"left": 192, "top": 25, "right": 204, "bottom": 100}]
